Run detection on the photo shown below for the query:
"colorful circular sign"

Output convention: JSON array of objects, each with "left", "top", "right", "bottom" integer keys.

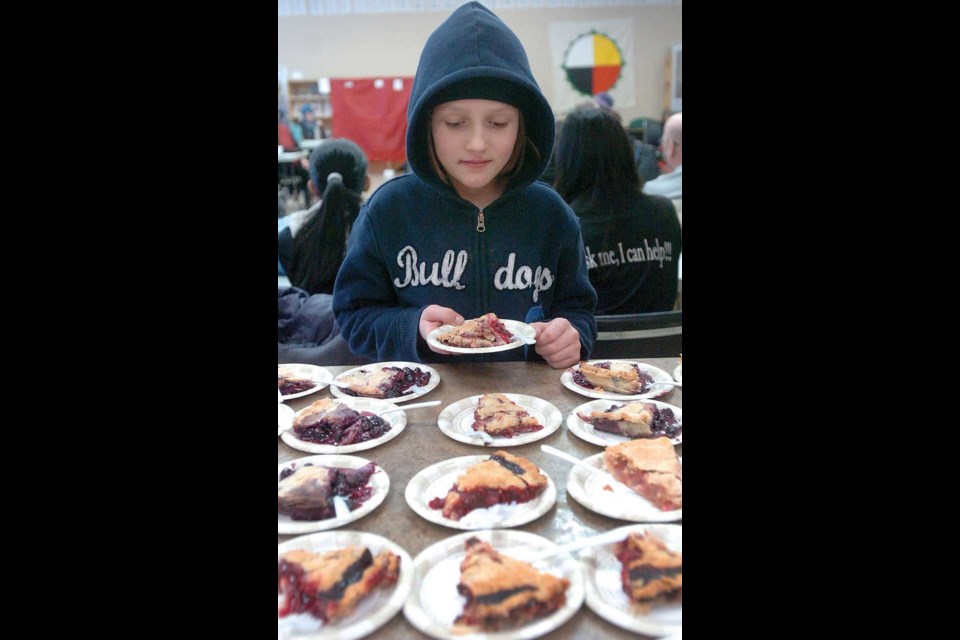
[{"left": 562, "top": 31, "right": 625, "bottom": 96}]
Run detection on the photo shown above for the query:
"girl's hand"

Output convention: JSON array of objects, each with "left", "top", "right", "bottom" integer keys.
[
  {"left": 420, "top": 305, "right": 464, "bottom": 354},
  {"left": 531, "top": 318, "right": 581, "bottom": 369}
]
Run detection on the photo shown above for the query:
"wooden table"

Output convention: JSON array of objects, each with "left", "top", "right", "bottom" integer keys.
[{"left": 279, "top": 359, "right": 682, "bottom": 639}]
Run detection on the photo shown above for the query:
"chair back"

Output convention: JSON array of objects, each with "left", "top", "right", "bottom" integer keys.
[{"left": 592, "top": 310, "right": 682, "bottom": 359}]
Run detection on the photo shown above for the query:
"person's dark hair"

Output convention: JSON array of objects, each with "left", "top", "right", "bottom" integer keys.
[
  {"left": 289, "top": 139, "right": 368, "bottom": 295},
  {"left": 553, "top": 108, "right": 642, "bottom": 283}
]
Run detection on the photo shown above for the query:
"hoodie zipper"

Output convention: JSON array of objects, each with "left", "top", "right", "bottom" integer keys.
[{"left": 476, "top": 208, "right": 486, "bottom": 232}]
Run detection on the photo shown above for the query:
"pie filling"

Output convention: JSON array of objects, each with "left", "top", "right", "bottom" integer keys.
[
  {"left": 454, "top": 537, "right": 569, "bottom": 630},
  {"left": 277, "top": 546, "right": 400, "bottom": 622},
  {"left": 293, "top": 399, "right": 391, "bottom": 445},
  {"left": 602, "top": 438, "right": 682, "bottom": 511},
  {"left": 472, "top": 393, "right": 544, "bottom": 438},
  {"left": 339, "top": 366, "right": 431, "bottom": 398},
  {"left": 278, "top": 375, "right": 318, "bottom": 396},
  {"left": 438, "top": 312, "right": 515, "bottom": 348},
  {"left": 573, "top": 361, "right": 655, "bottom": 394},
  {"left": 278, "top": 462, "right": 376, "bottom": 520},
  {"left": 581, "top": 402, "right": 681, "bottom": 440},
  {"left": 614, "top": 532, "right": 682, "bottom": 602},
  {"left": 428, "top": 452, "right": 547, "bottom": 521}
]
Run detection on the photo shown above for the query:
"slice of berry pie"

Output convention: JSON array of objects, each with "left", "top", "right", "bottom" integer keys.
[
  {"left": 454, "top": 537, "right": 569, "bottom": 630},
  {"left": 578, "top": 401, "right": 681, "bottom": 440},
  {"left": 574, "top": 361, "right": 654, "bottom": 394},
  {"left": 277, "top": 546, "right": 400, "bottom": 622},
  {"left": 278, "top": 372, "right": 318, "bottom": 396},
  {"left": 602, "top": 438, "right": 682, "bottom": 511},
  {"left": 473, "top": 393, "right": 544, "bottom": 438},
  {"left": 428, "top": 451, "right": 547, "bottom": 521},
  {"left": 277, "top": 461, "right": 376, "bottom": 520},
  {"left": 337, "top": 365, "right": 431, "bottom": 398},
  {"left": 613, "top": 531, "right": 682, "bottom": 602},
  {"left": 437, "top": 312, "right": 515, "bottom": 348},
  {"left": 292, "top": 398, "right": 391, "bottom": 445}
]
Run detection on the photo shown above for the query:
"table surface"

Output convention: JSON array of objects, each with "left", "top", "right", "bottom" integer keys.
[{"left": 278, "top": 359, "right": 682, "bottom": 639}]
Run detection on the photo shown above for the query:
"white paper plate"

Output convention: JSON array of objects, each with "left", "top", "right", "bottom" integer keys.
[
  {"left": 673, "top": 364, "right": 682, "bottom": 384},
  {"left": 581, "top": 523, "right": 682, "bottom": 636},
  {"left": 567, "top": 399, "right": 682, "bottom": 446},
  {"left": 437, "top": 393, "right": 562, "bottom": 447},
  {"left": 403, "top": 529, "right": 585, "bottom": 640},
  {"left": 561, "top": 360, "right": 674, "bottom": 401},
  {"left": 278, "top": 455, "right": 389, "bottom": 535},
  {"left": 278, "top": 530, "right": 414, "bottom": 640},
  {"left": 566, "top": 453, "right": 682, "bottom": 522},
  {"left": 282, "top": 397, "right": 407, "bottom": 454},
  {"left": 278, "top": 402, "right": 296, "bottom": 437},
  {"left": 279, "top": 364, "right": 333, "bottom": 401},
  {"left": 405, "top": 455, "right": 556, "bottom": 530},
  {"left": 427, "top": 319, "right": 536, "bottom": 354},
  {"left": 330, "top": 362, "right": 439, "bottom": 403}
]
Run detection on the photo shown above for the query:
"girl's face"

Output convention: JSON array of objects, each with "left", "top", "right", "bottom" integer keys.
[{"left": 430, "top": 99, "right": 520, "bottom": 206}]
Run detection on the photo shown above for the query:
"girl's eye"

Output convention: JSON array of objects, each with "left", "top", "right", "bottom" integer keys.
[
  {"left": 445, "top": 121, "right": 464, "bottom": 127},
  {"left": 491, "top": 122, "right": 508, "bottom": 128}
]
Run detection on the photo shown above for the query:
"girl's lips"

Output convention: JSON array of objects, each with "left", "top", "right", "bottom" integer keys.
[{"left": 460, "top": 160, "right": 491, "bottom": 168}]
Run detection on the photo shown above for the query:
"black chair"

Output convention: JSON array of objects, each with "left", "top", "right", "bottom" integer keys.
[{"left": 591, "top": 310, "right": 682, "bottom": 359}]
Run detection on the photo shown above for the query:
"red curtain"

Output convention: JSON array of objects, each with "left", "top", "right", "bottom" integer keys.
[{"left": 330, "top": 77, "right": 413, "bottom": 163}]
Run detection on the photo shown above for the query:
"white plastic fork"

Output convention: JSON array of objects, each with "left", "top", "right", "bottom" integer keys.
[
  {"left": 525, "top": 528, "right": 639, "bottom": 561},
  {"left": 654, "top": 380, "right": 682, "bottom": 388},
  {"left": 377, "top": 400, "right": 442, "bottom": 415}
]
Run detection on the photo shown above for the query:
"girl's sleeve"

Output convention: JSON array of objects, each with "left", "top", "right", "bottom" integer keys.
[
  {"left": 544, "top": 216, "right": 598, "bottom": 358},
  {"left": 332, "top": 210, "right": 426, "bottom": 362}
]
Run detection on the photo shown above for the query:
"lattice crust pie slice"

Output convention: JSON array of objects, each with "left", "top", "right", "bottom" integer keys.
[
  {"left": 576, "top": 361, "right": 653, "bottom": 394},
  {"left": 602, "top": 437, "right": 682, "bottom": 511},
  {"left": 454, "top": 537, "right": 570, "bottom": 630},
  {"left": 578, "top": 402, "right": 681, "bottom": 440},
  {"left": 438, "top": 312, "right": 515, "bottom": 348},
  {"left": 473, "top": 393, "right": 544, "bottom": 438},
  {"left": 614, "top": 531, "right": 682, "bottom": 602},
  {"left": 277, "top": 462, "right": 376, "bottom": 521},
  {"left": 337, "top": 366, "right": 432, "bottom": 398},
  {"left": 428, "top": 451, "right": 548, "bottom": 521},
  {"left": 292, "top": 398, "right": 391, "bottom": 445},
  {"left": 278, "top": 546, "right": 400, "bottom": 623}
]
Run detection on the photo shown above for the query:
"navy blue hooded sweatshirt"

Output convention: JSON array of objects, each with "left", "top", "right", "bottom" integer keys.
[{"left": 332, "top": 1, "right": 597, "bottom": 363}]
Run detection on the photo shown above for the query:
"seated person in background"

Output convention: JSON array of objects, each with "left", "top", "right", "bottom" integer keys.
[
  {"left": 554, "top": 107, "right": 681, "bottom": 314},
  {"left": 300, "top": 105, "right": 318, "bottom": 140},
  {"left": 278, "top": 108, "right": 298, "bottom": 152},
  {"left": 279, "top": 285, "right": 372, "bottom": 366},
  {"left": 643, "top": 112, "right": 681, "bottom": 199},
  {"left": 278, "top": 139, "right": 370, "bottom": 295}
]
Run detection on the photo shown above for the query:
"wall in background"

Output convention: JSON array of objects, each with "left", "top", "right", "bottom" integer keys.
[{"left": 278, "top": 2, "right": 681, "bottom": 123}]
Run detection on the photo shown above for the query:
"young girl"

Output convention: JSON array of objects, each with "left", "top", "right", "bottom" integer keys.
[
  {"left": 332, "top": 1, "right": 597, "bottom": 368},
  {"left": 279, "top": 139, "right": 370, "bottom": 295}
]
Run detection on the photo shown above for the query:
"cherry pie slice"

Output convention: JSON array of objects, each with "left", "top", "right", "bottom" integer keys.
[
  {"left": 602, "top": 437, "right": 682, "bottom": 511},
  {"left": 438, "top": 312, "right": 515, "bottom": 348},
  {"left": 473, "top": 393, "right": 544, "bottom": 438},
  {"left": 574, "top": 361, "right": 654, "bottom": 394},
  {"left": 337, "top": 365, "right": 431, "bottom": 398},
  {"left": 454, "top": 537, "right": 569, "bottom": 630},
  {"left": 277, "top": 546, "right": 400, "bottom": 623},
  {"left": 613, "top": 531, "right": 682, "bottom": 602},
  {"left": 293, "top": 398, "right": 391, "bottom": 445},
  {"left": 277, "top": 462, "right": 376, "bottom": 520},
  {"left": 428, "top": 451, "right": 547, "bottom": 521},
  {"left": 578, "top": 402, "right": 681, "bottom": 440}
]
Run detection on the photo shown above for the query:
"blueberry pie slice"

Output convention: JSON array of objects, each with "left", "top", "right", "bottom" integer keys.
[
  {"left": 603, "top": 438, "right": 682, "bottom": 511},
  {"left": 428, "top": 451, "right": 547, "bottom": 521},
  {"left": 578, "top": 402, "right": 681, "bottom": 440},
  {"left": 277, "top": 462, "right": 376, "bottom": 520},
  {"left": 613, "top": 531, "right": 682, "bottom": 602},
  {"left": 574, "top": 361, "right": 654, "bottom": 394},
  {"left": 473, "top": 393, "right": 543, "bottom": 438},
  {"left": 454, "top": 537, "right": 569, "bottom": 630},
  {"left": 337, "top": 365, "right": 431, "bottom": 398},
  {"left": 277, "top": 546, "right": 400, "bottom": 622},
  {"left": 438, "top": 312, "right": 514, "bottom": 348},
  {"left": 278, "top": 370, "right": 318, "bottom": 396},
  {"left": 293, "top": 398, "right": 391, "bottom": 445}
]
